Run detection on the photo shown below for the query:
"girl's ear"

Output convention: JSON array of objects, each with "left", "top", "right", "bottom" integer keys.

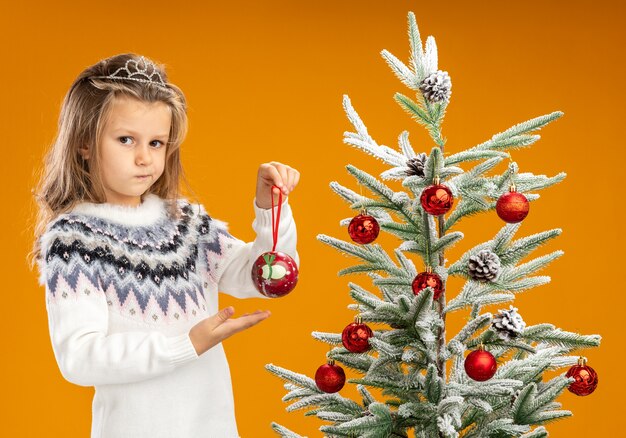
[{"left": 79, "top": 146, "right": 90, "bottom": 160}]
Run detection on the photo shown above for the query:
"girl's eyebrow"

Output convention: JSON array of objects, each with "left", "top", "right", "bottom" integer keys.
[{"left": 112, "top": 128, "right": 169, "bottom": 139}]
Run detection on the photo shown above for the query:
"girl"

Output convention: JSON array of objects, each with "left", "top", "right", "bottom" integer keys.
[{"left": 28, "top": 53, "right": 300, "bottom": 438}]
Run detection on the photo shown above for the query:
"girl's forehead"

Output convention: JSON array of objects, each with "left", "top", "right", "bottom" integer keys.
[
  {"left": 106, "top": 96, "right": 171, "bottom": 127},
  {"left": 110, "top": 95, "right": 168, "bottom": 113}
]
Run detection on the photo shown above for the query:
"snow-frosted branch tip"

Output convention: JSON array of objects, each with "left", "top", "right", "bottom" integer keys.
[
  {"left": 341, "top": 94, "right": 354, "bottom": 114},
  {"left": 270, "top": 422, "right": 306, "bottom": 438},
  {"left": 311, "top": 331, "right": 343, "bottom": 345}
]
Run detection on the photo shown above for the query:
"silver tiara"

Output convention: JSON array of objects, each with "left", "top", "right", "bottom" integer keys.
[{"left": 91, "top": 56, "right": 168, "bottom": 89}]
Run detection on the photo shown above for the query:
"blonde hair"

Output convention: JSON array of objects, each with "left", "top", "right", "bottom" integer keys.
[{"left": 27, "top": 53, "right": 199, "bottom": 271}]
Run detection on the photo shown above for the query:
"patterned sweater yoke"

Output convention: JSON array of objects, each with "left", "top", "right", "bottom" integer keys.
[{"left": 36, "top": 193, "right": 299, "bottom": 438}]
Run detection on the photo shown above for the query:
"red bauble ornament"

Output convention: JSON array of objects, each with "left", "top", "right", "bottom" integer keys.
[
  {"left": 251, "top": 251, "right": 299, "bottom": 298},
  {"left": 566, "top": 357, "right": 598, "bottom": 396},
  {"left": 315, "top": 360, "right": 346, "bottom": 393},
  {"left": 348, "top": 213, "right": 380, "bottom": 244},
  {"left": 342, "top": 317, "right": 373, "bottom": 353},
  {"left": 464, "top": 345, "right": 497, "bottom": 381},
  {"left": 420, "top": 182, "right": 454, "bottom": 215},
  {"left": 411, "top": 270, "right": 443, "bottom": 300},
  {"left": 251, "top": 185, "right": 298, "bottom": 297},
  {"left": 496, "top": 187, "right": 529, "bottom": 223}
]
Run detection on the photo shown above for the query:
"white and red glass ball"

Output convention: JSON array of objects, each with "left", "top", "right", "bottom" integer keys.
[{"left": 251, "top": 251, "right": 298, "bottom": 298}]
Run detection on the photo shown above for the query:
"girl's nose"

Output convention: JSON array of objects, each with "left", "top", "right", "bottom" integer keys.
[{"left": 135, "top": 143, "right": 153, "bottom": 165}]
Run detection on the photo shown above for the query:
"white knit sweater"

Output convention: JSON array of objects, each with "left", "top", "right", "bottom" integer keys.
[{"left": 36, "top": 193, "right": 299, "bottom": 438}]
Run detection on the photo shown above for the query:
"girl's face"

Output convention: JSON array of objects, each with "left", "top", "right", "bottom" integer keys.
[{"left": 83, "top": 95, "right": 171, "bottom": 207}]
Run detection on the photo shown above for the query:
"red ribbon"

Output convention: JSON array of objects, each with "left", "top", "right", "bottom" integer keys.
[{"left": 271, "top": 184, "right": 283, "bottom": 252}]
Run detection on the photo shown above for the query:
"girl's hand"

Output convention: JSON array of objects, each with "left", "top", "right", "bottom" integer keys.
[
  {"left": 255, "top": 161, "right": 300, "bottom": 209},
  {"left": 189, "top": 307, "right": 271, "bottom": 356}
]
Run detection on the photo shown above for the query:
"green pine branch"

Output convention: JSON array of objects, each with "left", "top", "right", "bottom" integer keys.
[
  {"left": 467, "top": 111, "right": 563, "bottom": 153},
  {"left": 513, "top": 377, "right": 573, "bottom": 425}
]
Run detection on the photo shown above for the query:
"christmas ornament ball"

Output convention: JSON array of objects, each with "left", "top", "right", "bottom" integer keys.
[
  {"left": 348, "top": 214, "right": 380, "bottom": 244},
  {"left": 411, "top": 271, "right": 443, "bottom": 300},
  {"left": 315, "top": 361, "right": 346, "bottom": 393},
  {"left": 342, "top": 321, "right": 374, "bottom": 353},
  {"left": 251, "top": 251, "right": 298, "bottom": 298},
  {"left": 420, "top": 184, "right": 454, "bottom": 215},
  {"left": 464, "top": 347, "right": 497, "bottom": 381},
  {"left": 566, "top": 357, "right": 598, "bottom": 396},
  {"left": 496, "top": 191, "right": 529, "bottom": 223}
]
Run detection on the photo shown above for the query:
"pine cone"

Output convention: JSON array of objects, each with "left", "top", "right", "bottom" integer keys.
[
  {"left": 419, "top": 70, "right": 452, "bottom": 103},
  {"left": 405, "top": 153, "right": 427, "bottom": 177},
  {"left": 468, "top": 249, "right": 501, "bottom": 282},
  {"left": 492, "top": 305, "right": 526, "bottom": 341}
]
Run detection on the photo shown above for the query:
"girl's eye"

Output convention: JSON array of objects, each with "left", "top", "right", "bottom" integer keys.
[{"left": 118, "top": 137, "right": 165, "bottom": 148}]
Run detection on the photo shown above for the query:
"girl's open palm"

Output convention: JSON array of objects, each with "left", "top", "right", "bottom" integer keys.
[{"left": 189, "top": 307, "right": 271, "bottom": 355}]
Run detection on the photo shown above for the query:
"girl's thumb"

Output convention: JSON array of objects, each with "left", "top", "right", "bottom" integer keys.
[{"left": 215, "top": 306, "right": 235, "bottom": 325}]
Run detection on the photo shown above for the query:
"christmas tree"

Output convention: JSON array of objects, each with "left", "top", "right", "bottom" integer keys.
[{"left": 266, "top": 12, "right": 600, "bottom": 438}]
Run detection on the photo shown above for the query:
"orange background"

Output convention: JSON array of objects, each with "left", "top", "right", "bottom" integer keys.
[{"left": 2, "top": 0, "right": 624, "bottom": 437}]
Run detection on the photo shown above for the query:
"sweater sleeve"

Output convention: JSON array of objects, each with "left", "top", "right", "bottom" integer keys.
[
  {"left": 207, "top": 197, "right": 299, "bottom": 299},
  {"left": 38, "top": 230, "right": 199, "bottom": 387}
]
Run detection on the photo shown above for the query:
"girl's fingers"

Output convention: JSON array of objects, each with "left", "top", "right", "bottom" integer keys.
[
  {"left": 269, "top": 161, "right": 289, "bottom": 194},
  {"left": 265, "top": 163, "right": 281, "bottom": 180},
  {"left": 261, "top": 164, "right": 283, "bottom": 188},
  {"left": 259, "top": 162, "right": 299, "bottom": 197},
  {"left": 242, "top": 310, "right": 267, "bottom": 317},
  {"left": 294, "top": 170, "right": 300, "bottom": 187},
  {"left": 288, "top": 169, "right": 300, "bottom": 191},
  {"left": 233, "top": 311, "right": 271, "bottom": 330},
  {"left": 213, "top": 310, "right": 271, "bottom": 339},
  {"left": 284, "top": 169, "right": 294, "bottom": 191}
]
